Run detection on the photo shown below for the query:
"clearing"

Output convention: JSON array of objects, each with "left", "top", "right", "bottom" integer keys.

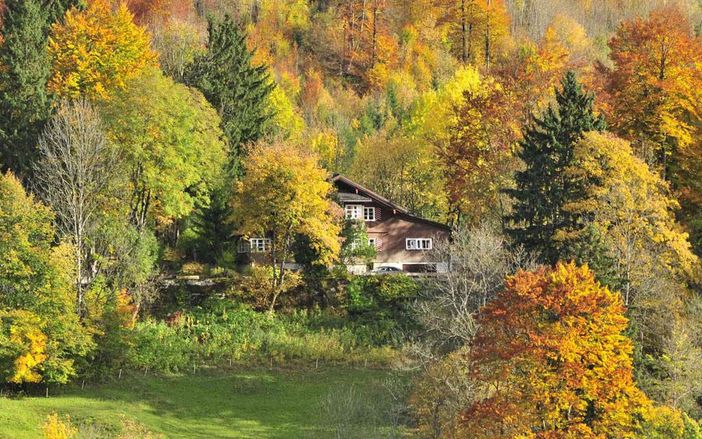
[{"left": 0, "top": 367, "right": 403, "bottom": 438}]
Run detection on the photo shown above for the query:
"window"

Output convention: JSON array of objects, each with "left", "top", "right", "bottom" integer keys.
[
  {"left": 249, "top": 238, "right": 271, "bottom": 253},
  {"left": 345, "top": 204, "right": 362, "bottom": 220},
  {"left": 364, "top": 207, "right": 376, "bottom": 221},
  {"left": 237, "top": 239, "right": 250, "bottom": 253},
  {"left": 368, "top": 238, "right": 377, "bottom": 248},
  {"left": 406, "top": 238, "right": 432, "bottom": 251}
]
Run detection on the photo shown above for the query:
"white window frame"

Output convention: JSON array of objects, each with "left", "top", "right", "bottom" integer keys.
[
  {"left": 345, "top": 204, "right": 362, "bottom": 220},
  {"left": 237, "top": 239, "right": 250, "bottom": 253},
  {"left": 406, "top": 238, "right": 432, "bottom": 251},
  {"left": 363, "top": 206, "right": 376, "bottom": 221},
  {"left": 368, "top": 238, "right": 377, "bottom": 248},
  {"left": 249, "top": 238, "right": 271, "bottom": 253}
]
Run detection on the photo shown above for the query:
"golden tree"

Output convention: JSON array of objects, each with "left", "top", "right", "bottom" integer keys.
[
  {"left": 48, "top": 0, "right": 157, "bottom": 99},
  {"left": 231, "top": 142, "right": 341, "bottom": 311},
  {"left": 462, "top": 263, "right": 649, "bottom": 438}
]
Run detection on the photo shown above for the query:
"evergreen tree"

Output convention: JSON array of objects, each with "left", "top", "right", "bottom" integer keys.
[
  {"left": 46, "top": 0, "right": 85, "bottom": 23},
  {"left": 0, "top": 0, "right": 52, "bottom": 176},
  {"left": 505, "top": 71, "right": 605, "bottom": 264},
  {"left": 184, "top": 15, "right": 274, "bottom": 261},
  {"left": 190, "top": 187, "right": 233, "bottom": 264},
  {"left": 184, "top": 14, "right": 274, "bottom": 175}
]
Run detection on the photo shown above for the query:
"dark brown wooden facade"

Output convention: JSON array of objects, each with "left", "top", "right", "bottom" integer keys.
[{"left": 332, "top": 175, "right": 451, "bottom": 273}]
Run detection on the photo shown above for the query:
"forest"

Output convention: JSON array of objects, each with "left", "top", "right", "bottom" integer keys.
[{"left": 2, "top": 0, "right": 702, "bottom": 437}]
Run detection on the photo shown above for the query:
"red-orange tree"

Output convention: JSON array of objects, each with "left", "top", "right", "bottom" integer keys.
[{"left": 461, "top": 263, "right": 648, "bottom": 438}]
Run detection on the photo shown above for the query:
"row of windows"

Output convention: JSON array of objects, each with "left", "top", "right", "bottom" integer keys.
[
  {"left": 240, "top": 237, "right": 432, "bottom": 253},
  {"left": 238, "top": 238, "right": 271, "bottom": 253},
  {"left": 344, "top": 205, "right": 376, "bottom": 221},
  {"left": 349, "top": 238, "right": 432, "bottom": 251}
]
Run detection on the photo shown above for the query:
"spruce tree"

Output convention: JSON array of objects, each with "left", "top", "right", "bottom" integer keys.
[
  {"left": 0, "top": 0, "right": 52, "bottom": 176},
  {"left": 505, "top": 71, "right": 605, "bottom": 264},
  {"left": 184, "top": 14, "right": 274, "bottom": 175},
  {"left": 184, "top": 15, "right": 274, "bottom": 261}
]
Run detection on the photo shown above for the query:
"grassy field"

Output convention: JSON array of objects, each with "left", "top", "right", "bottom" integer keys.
[{"left": 0, "top": 367, "right": 405, "bottom": 438}]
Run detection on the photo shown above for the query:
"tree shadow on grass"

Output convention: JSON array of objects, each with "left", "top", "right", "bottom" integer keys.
[{"left": 46, "top": 368, "right": 397, "bottom": 439}]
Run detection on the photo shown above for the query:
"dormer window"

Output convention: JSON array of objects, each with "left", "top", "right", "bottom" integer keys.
[{"left": 345, "top": 204, "right": 362, "bottom": 220}]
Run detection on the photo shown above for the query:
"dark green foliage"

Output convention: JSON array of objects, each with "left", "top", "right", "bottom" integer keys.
[
  {"left": 562, "top": 223, "right": 622, "bottom": 289},
  {"left": 505, "top": 71, "right": 605, "bottom": 264},
  {"left": 45, "top": 0, "right": 85, "bottom": 23},
  {"left": 190, "top": 188, "right": 235, "bottom": 264},
  {"left": 184, "top": 14, "right": 274, "bottom": 175},
  {"left": 346, "top": 275, "right": 420, "bottom": 344},
  {"left": 0, "top": 0, "right": 52, "bottom": 176}
]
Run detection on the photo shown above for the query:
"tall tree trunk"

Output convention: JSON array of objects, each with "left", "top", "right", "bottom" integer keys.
[
  {"left": 461, "top": 0, "right": 468, "bottom": 64},
  {"left": 484, "top": 0, "right": 492, "bottom": 71}
]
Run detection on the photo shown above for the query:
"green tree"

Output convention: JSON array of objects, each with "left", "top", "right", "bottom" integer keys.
[
  {"left": 190, "top": 187, "right": 233, "bottom": 264},
  {"left": 0, "top": 0, "right": 52, "bottom": 176},
  {"left": 339, "top": 219, "right": 376, "bottom": 266},
  {"left": 505, "top": 71, "right": 605, "bottom": 264},
  {"left": 46, "top": 0, "right": 85, "bottom": 23},
  {"left": 0, "top": 172, "right": 92, "bottom": 385},
  {"left": 99, "top": 68, "right": 227, "bottom": 230},
  {"left": 184, "top": 14, "right": 274, "bottom": 175}
]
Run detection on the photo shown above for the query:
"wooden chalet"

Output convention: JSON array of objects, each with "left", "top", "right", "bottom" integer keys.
[{"left": 332, "top": 174, "right": 451, "bottom": 273}]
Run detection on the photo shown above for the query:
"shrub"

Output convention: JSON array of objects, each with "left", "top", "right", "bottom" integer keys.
[
  {"left": 43, "top": 414, "right": 76, "bottom": 439},
  {"left": 346, "top": 274, "right": 420, "bottom": 344},
  {"left": 127, "top": 320, "right": 194, "bottom": 373},
  {"left": 638, "top": 405, "right": 702, "bottom": 439},
  {"left": 122, "top": 300, "right": 398, "bottom": 372}
]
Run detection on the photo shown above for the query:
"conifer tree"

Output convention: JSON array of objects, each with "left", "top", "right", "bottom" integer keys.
[
  {"left": 185, "top": 14, "right": 274, "bottom": 175},
  {"left": 505, "top": 71, "right": 605, "bottom": 264},
  {"left": 185, "top": 15, "right": 274, "bottom": 261},
  {"left": 0, "top": 0, "right": 52, "bottom": 176}
]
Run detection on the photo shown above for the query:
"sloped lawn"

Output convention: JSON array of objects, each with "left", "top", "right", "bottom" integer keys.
[{"left": 0, "top": 367, "right": 402, "bottom": 438}]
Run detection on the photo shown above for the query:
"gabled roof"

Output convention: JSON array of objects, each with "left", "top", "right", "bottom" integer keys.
[{"left": 331, "top": 174, "right": 451, "bottom": 231}]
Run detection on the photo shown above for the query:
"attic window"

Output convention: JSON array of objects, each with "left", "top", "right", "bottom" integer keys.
[
  {"left": 345, "top": 204, "right": 362, "bottom": 220},
  {"left": 364, "top": 207, "right": 376, "bottom": 221}
]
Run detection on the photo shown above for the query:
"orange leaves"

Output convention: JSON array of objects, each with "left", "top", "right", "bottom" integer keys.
[
  {"left": 603, "top": 5, "right": 702, "bottom": 163},
  {"left": 48, "top": 0, "right": 157, "bottom": 99},
  {"left": 462, "top": 263, "right": 649, "bottom": 439}
]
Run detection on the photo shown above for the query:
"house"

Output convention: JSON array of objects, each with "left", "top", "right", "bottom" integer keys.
[
  {"left": 332, "top": 174, "right": 451, "bottom": 274},
  {"left": 236, "top": 175, "right": 451, "bottom": 274}
]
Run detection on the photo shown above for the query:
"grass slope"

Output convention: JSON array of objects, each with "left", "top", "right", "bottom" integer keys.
[{"left": 0, "top": 367, "right": 397, "bottom": 438}]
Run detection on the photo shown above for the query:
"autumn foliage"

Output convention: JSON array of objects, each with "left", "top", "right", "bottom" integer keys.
[
  {"left": 461, "top": 263, "right": 649, "bottom": 438},
  {"left": 48, "top": 0, "right": 157, "bottom": 99}
]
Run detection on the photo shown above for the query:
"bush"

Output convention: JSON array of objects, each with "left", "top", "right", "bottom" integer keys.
[
  {"left": 122, "top": 300, "right": 398, "bottom": 373},
  {"left": 43, "top": 414, "right": 76, "bottom": 439},
  {"left": 346, "top": 275, "right": 420, "bottom": 344},
  {"left": 638, "top": 405, "right": 702, "bottom": 439}
]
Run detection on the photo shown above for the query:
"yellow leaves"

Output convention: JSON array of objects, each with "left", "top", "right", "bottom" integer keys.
[
  {"left": 232, "top": 141, "right": 342, "bottom": 267},
  {"left": 563, "top": 132, "right": 700, "bottom": 283},
  {"left": 267, "top": 86, "right": 305, "bottom": 142},
  {"left": 310, "top": 130, "right": 341, "bottom": 170},
  {"left": 48, "top": 0, "right": 158, "bottom": 99},
  {"left": 0, "top": 310, "right": 48, "bottom": 384},
  {"left": 43, "top": 413, "right": 77, "bottom": 439}
]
